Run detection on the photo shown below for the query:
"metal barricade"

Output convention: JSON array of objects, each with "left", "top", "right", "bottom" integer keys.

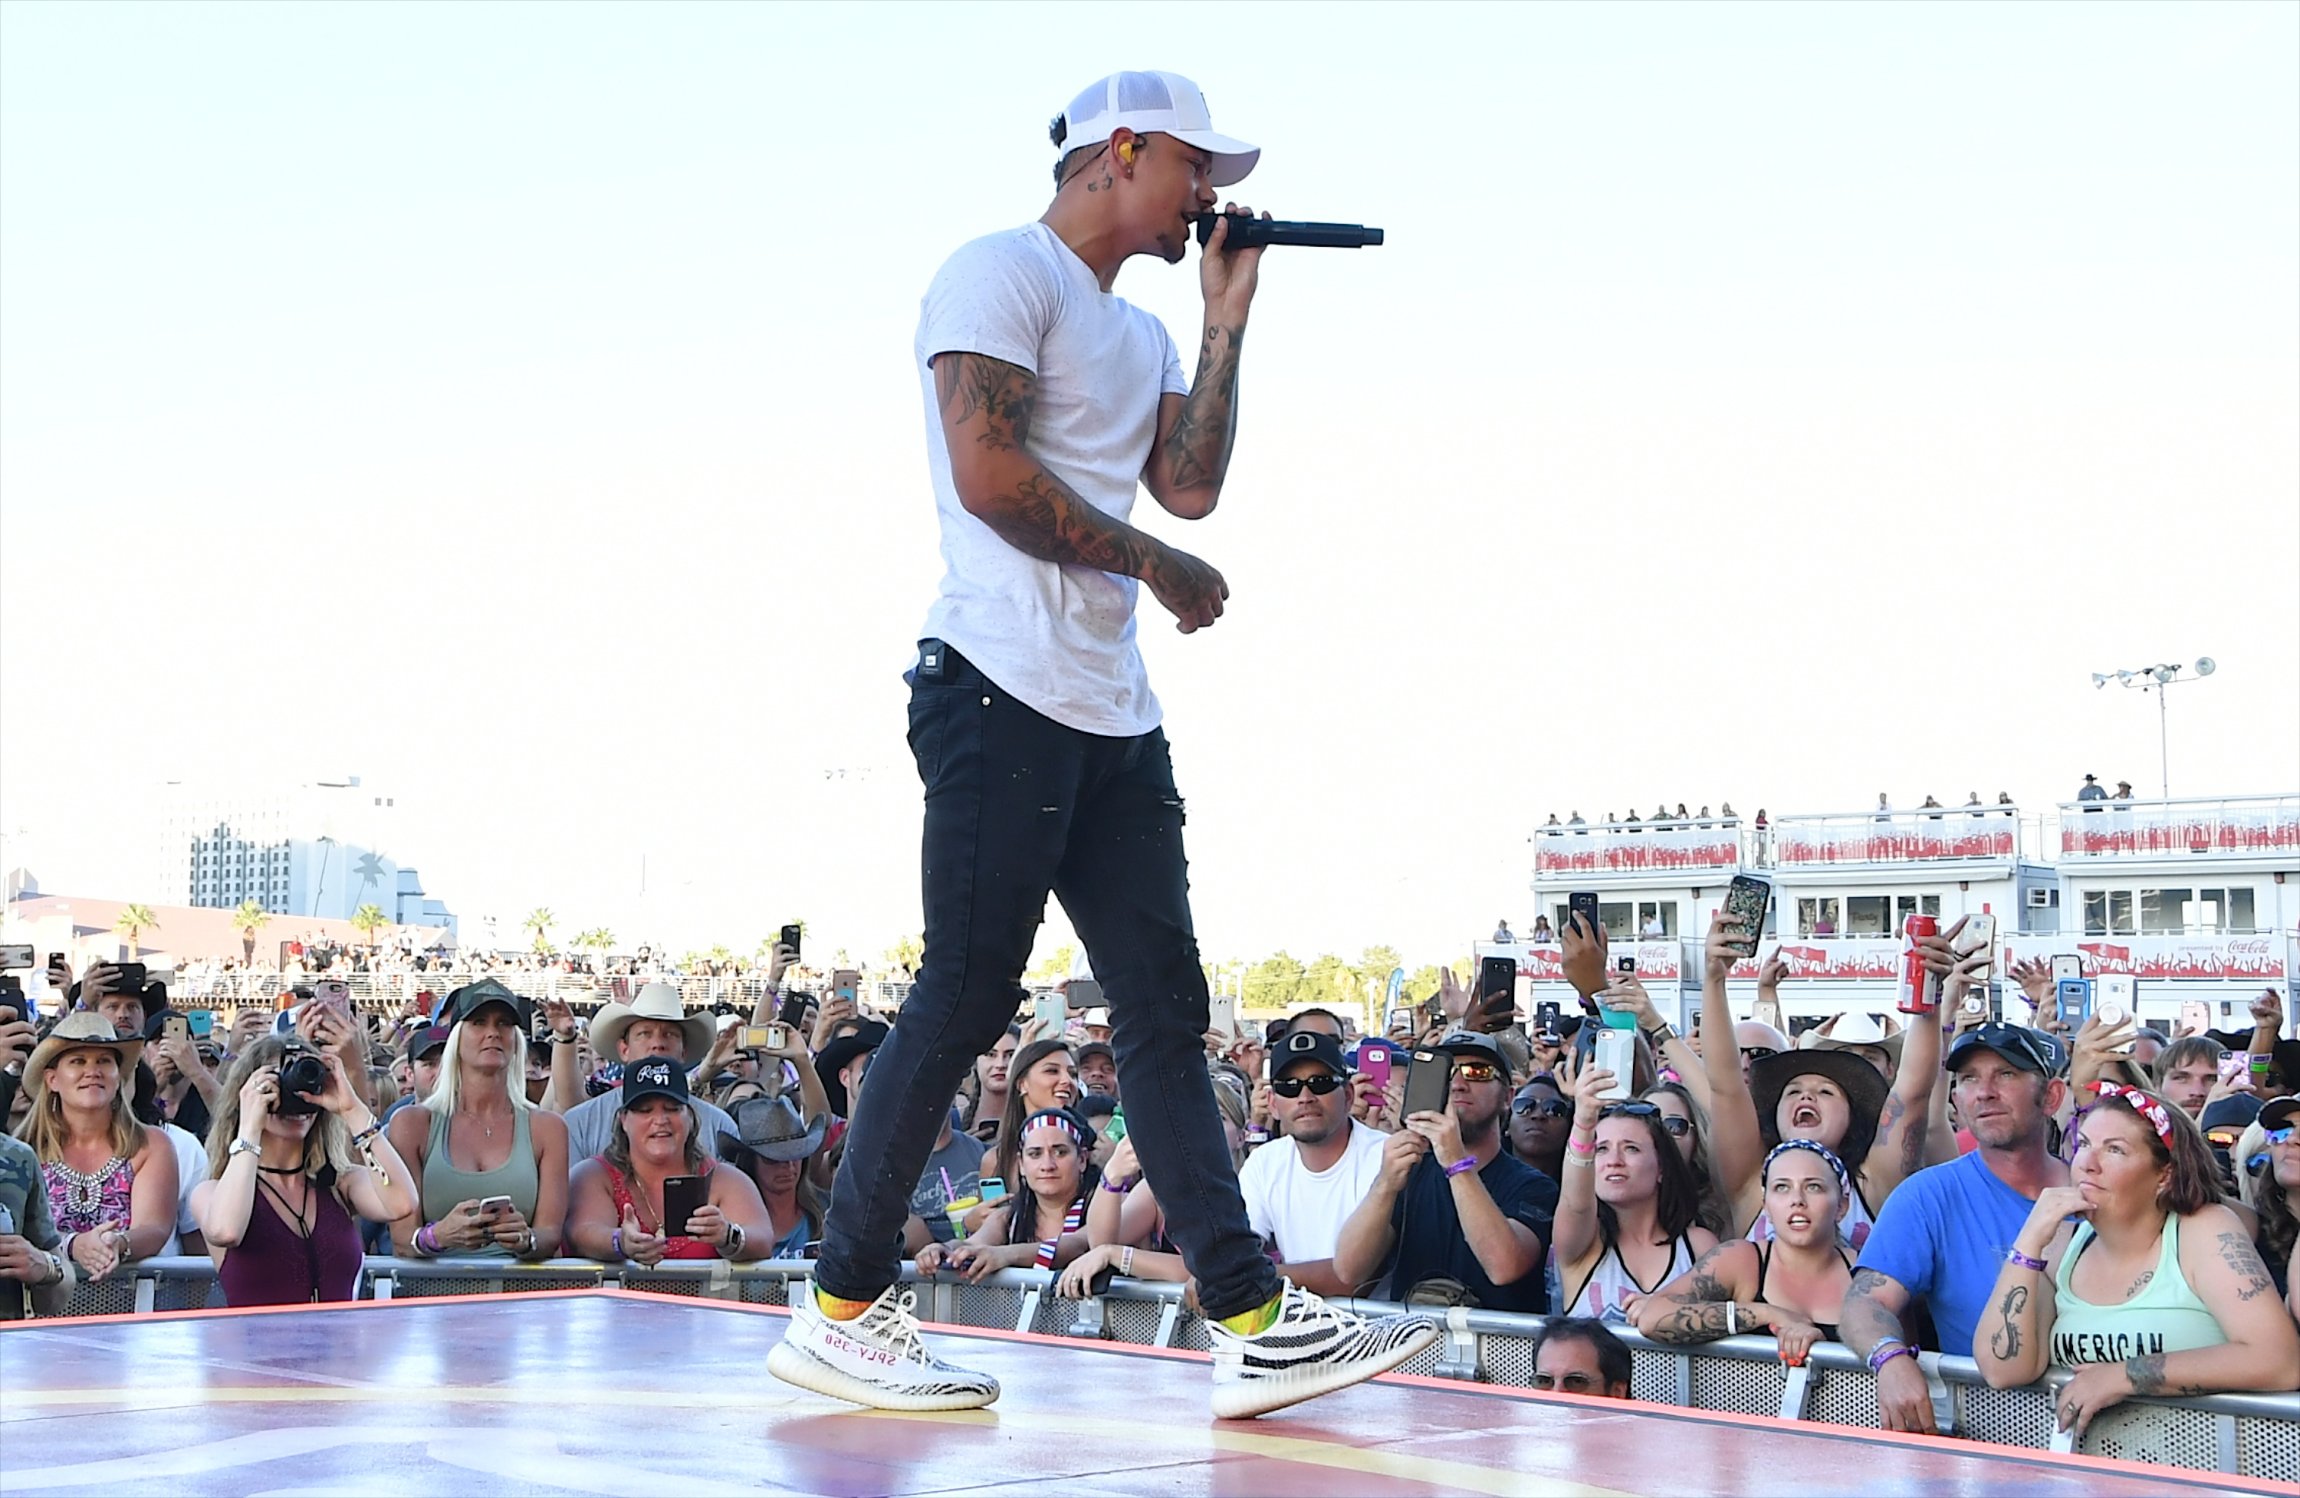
[{"left": 49, "top": 1257, "right": 2300, "bottom": 1482}]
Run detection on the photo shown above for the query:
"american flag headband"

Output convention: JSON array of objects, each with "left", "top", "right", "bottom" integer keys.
[
  {"left": 1021, "top": 1108, "right": 1088, "bottom": 1149},
  {"left": 2093, "top": 1082, "right": 2176, "bottom": 1149}
]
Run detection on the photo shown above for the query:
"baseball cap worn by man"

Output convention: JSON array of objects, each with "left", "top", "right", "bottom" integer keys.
[
  {"left": 1271, "top": 1027, "right": 1350, "bottom": 1080},
  {"left": 1051, "top": 71, "right": 1258, "bottom": 187},
  {"left": 1944, "top": 1023, "right": 2065, "bottom": 1078}
]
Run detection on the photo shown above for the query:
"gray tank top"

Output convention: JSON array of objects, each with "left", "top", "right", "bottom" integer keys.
[{"left": 421, "top": 1104, "right": 539, "bottom": 1258}]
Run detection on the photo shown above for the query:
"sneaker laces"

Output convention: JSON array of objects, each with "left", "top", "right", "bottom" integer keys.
[{"left": 856, "top": 1289, "right": 936, "bottom": 1365}]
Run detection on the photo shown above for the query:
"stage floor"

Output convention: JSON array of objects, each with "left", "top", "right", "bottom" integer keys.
[{"left": 0, "top": 1289, "right": 2284, "bottom": 1497}]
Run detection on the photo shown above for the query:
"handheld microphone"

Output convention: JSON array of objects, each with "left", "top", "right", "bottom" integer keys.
[{"left": 1193, "top": 214, "right": 1385, "bottom": 250}]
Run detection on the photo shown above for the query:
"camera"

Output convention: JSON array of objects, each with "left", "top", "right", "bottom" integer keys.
[{"left": 275, "top": 1041, "right": 329, "bottom": 1116}]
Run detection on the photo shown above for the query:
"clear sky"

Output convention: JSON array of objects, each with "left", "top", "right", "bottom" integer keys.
[{"left": 3, "top": 1, "right": 2295, "bottom": 968}]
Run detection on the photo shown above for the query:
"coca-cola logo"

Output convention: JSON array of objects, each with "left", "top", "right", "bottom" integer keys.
[{"left": 2226, "top": 937, "right": 2271, "bottom": 956}]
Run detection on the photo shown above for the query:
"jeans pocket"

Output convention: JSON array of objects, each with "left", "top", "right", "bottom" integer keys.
[{"left": 907, "top": 687, "right": 948, "bottom": 785}]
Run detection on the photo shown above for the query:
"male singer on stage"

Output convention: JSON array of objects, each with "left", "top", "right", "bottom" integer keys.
[{"left": 769, "top": 71, "right": 1436, "bottom": 1420}]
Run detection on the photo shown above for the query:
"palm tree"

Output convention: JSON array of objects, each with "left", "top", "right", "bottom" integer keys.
[
  {"left": 115, "top": 904, "right": 159, "bottom": 959},
  {"left": 884, "top": 934, "right": 923, "bottom": 973},
  {"left": 573, "top": 928, "right": 616, "bottom": 958},
  {"left": 232, "top": 899, "right": 273, "bottom": 963},
  {"left": 351, "top": 903, "right": 389, "bottom": 948},
  {"left": 523, "top": 908, "right": 556, "bottom": 955}
]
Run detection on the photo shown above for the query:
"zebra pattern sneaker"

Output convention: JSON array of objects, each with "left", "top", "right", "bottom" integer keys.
[
  {"left": 766, "top": 1284, "right": 1000, "bottom": 1412},
  {"left": 1208, "top": 1281, "right": 1440, "bottom": 1420}
]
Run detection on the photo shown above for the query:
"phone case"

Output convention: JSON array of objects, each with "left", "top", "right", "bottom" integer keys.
[
  {"left": 1400, "top": 1050, "right": 1450, "bottom": 1119},
  {"left": 661, "top": 1177, "right": 708, "bottom": 1237},
  {"left": 1593, "top": 1029, "right": 1636, "bottom": 1098},
  {"left": 1721, "top": 877, "right": 1771, "bottom": 957}
]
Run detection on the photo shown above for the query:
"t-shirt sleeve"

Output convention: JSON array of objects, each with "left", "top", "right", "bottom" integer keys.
[
  {"left": 1503, "top": 1168, "right": 1560, "bottom": 1243},
  {"left": 1855, "top": 1169, "right": 1938, "bottom": 1300},
  {"left": 919, "top": 234, "right": 1063, "bottom": 376},
  {"left": 1160, "top": 326, "right": 1188, "bottom": 398},
  {"left": 1237, "top": 1145, "right": 1274, "bottom": 1243}
]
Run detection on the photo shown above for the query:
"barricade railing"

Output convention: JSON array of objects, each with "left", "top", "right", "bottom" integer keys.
[
  {"left": 160, "top": 972, "right": 923, "bottom": 1019},
  {"left": 44, "top": 1256, "right": 2298, "bottom": 1480}
]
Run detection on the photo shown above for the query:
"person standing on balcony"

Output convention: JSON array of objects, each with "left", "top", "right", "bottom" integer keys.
[
  {"left": 2113, "top": 780, "right": 2134, "bottom": 802},
  {"left": 1874, "top": 793, "right": 1893, "bottom": 823},
  {"left": 2078, "top": 774, "right": 2108, "bottom": 809}
]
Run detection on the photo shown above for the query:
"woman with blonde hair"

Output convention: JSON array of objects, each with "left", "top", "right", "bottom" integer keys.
[
  {"left": 385, "top": 981, "right": 569, "bottom": 1260},
  {"left": 192, "top": 1035, "right": 414, "bottom": 1305},
  {"left": 13, "top": 1013, "right": 179, "bottom": 1284}
]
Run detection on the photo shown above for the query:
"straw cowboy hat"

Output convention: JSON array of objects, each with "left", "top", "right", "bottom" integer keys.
[
  {"left": 26, "top": 1011, "right": 145, "bottom": 1094},
  {"left": 716, "top": 1095, "right": 830, "bottom": 1166},
  {"left": 589, "top": 982, "right": 713, "bottom": 1066},
  {"left": 1799, "top": 1010, "right": 1906, "bottom": 1070}
]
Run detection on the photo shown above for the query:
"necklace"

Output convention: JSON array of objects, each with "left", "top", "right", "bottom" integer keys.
[
  {"left": 51, "top": 1157, "right": 126, "bottom": 1220},
  {"left": 258, "top": 1164, "right": 304, "bottom": 1175}
]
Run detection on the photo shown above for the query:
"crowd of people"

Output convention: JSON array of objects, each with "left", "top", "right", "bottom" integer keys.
[{"left": 4, "top": 930, "right": 2296, "bottom": 1443}]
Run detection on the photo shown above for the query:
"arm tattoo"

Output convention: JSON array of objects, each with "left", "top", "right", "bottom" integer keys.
[
  {"left": 934, "top": 354, "right": 1161, "bottom": 578},
  {"left": 2125, "top": 1351, "right": 2168, "bottom": 1396},
  {"left": 1988, "top": 1283, "right": 2028, "bottom": 1361},
  {"left": 1647, "top": 1300, "right": 1734, "bottom": 1345},
  {"left": 1839, "top": 1267, "right": 1909, "bottom": 1353},
  {"left": 2215, "top": 1230, "right": 2276, "bottom": 1303},
  {"left": 1159, "top": 323, "right": 1244, "bottom": 493},
  {"left": 934, "top": 353, "right": 1035, "bottom": 452}
]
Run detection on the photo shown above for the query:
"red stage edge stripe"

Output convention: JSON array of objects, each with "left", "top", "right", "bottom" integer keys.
[{"left": 9, "top": 1283, "right": 2292, "bottom": 1496}]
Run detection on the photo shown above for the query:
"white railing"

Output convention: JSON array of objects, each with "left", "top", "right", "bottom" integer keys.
[
  {"left": 2055, "top": 792, "right": 2300, "bottom": 860},
  {"left": 39, "top": 1256, "right": 2295, "bottom": 1481},
  {"left": 159, "top": 971, "right": 921, "bottom": 1018},
  {"left": 1772, "top": 807, "right": 2022, "bottom": 867},
  {"left": 1532, "top": 821, "right": 1745, "bottom": 877}
]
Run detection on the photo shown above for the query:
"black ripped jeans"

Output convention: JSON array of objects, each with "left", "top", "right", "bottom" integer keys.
[{"left": 814, "top": 642, "right": 1277, "bottom": 1321}]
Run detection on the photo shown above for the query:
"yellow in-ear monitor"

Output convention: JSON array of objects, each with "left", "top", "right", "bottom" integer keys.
[{"left": 1117, "top": 140, "right": 1134, "bottom": 163}]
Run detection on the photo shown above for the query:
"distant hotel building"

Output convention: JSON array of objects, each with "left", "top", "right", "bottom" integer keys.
[{"left": 157, "top": 775, "right": 458, "bottom": 940}]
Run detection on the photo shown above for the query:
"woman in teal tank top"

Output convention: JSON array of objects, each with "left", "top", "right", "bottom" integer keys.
[
  {"left": 384, "top": 981, "right": 570, "bottom": 1261},
  {"left": 1973, "top": 1083, "right": 2300, "bottom": 1436}
]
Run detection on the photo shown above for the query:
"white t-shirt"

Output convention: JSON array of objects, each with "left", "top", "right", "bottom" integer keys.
[
  {"left": 159, "top": 1121, "right": 205, "bottom": 1253},
  {"left": 914, "top": 222, "right": 1189, "bottom": 737},
  {"left": 1237, "top": 1118, "right": 1389, "bottom": 1264}
]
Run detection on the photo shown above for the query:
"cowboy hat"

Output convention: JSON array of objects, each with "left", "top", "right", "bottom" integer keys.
[
  {"left": 26, "top": 1011, "right": 145, "bottom": 1094},
  {"left": 1751, "top": 1046, "right": 1890, "bottom": 1156},
  {"left": 814, "top": 1019, "right": 889, "bottom": 1118},
  {"left": 588, "top": 983, "right": 712, "bottom": 1067},
  {"left": 715, "top": 1094, "right": 829, "bottom": 1165},
  {"left": 1799, "top": 1011, "right": 1906, "bottom": 1068}
]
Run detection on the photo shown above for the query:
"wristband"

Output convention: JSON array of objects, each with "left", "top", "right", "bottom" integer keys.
[
  {"left": 1726, "top": 1302, "right": 1738, "bottom": 1336},
  {"left": 1121, "top": 1246, "right": 1135, "bottom": 1277},
  {"left": 414, "top": 1221, "right": 441, "bottom": 1257},
  {"left": 348, "top": 1121, "right": 384, "bottom": 1151},
  {"left": 1867, "top": 1340, "right": 1916, "bottom": 1374},
  {"left": 611, "top": 1227, "right": 624, "bottom": 1260},
  {"left": 518, "top": 1228, "right": 538, "bottom": 1257},
  {"left": 723, "top": 1222, "right": 745, "bottom": 1259},
  {"left": 2005, "top": 1247, "right": 2047, "bottom": 1272},
  {"left": 1443, "top": 1155, "right": 1479, "bottom": 1179},
  {"left": 1100, "top": 1177, "right": 1135, "bottom": 1195}
]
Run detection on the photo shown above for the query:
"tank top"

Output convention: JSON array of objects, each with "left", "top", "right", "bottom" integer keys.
[
  {"left": 421, "top": 1105, "right": 539, "bottom": 1257},
  {"left": 43, "top": 1155, "right": 132, "bottom": 1235},
  {"left": 1748, "top": 1181, "right": 1878, "bottom": 1253},
  {"left": 2050, "top": 1215, "right": 2226, "bottom": 1367},
  {"left": 599, "top": 1157, "right": 720, "bottom": 1260},
  {"left": 219, "top": 1170, "right": 364, "bottom": 1305},
  {"left": 1754, "top": 1239, "right": 1854, "bottom": 1342},
  {"left": 1562, "top": 1233, "right": 1699, "bottom": 1323}
]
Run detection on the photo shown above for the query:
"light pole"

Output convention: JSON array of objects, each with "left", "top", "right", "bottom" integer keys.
[{"left": 2091, "top": 658, "right": 2217, "bottom": 803}]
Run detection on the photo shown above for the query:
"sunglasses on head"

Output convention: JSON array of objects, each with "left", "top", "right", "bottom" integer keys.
[
  {"left": 1597, "top": 1099, "right": 1692, "bottom": 1137},
  {"left": 1271, "top": 1072, "right": 1345, "bottom": 1098},
  {"left": 1515, "top": 1097, "right": 1572, "bottom": 1119},
  {"left": 1739, "top": 1045, "right": 1779, "bottom": 1061}
]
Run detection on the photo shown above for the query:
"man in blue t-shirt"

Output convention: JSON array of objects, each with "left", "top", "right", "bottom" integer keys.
[
  {"left": 1332, "top": 1033, "right": 1557, "bottom": 1313},
  {"left": 1843, "top": 1024, "right": 2069, "bottom": 1434}
]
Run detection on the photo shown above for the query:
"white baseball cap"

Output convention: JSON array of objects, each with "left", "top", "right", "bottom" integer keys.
[{"left": 1053, "top": 71, "right": 1258, "bottom": 188}]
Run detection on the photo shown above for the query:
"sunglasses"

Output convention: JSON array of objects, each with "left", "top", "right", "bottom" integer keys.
[
  {"left": 1598, "top": 1100, "right": 1692, "bottom": 1137},
  {"left": 2246, "top": 1124, "right": 2296, "bottom": 1174},
  {"left": 1515, "top": 1098, "right": 1572, "bottom": 1119},
  {"left": 1739, "top": 1046, "right": 1779, "bottom": 1062},
  {"left": 1450, "top": 1060, "right": 1504, "bottom": 1083},
  {"left": 1956, "top": 1023, "right": 2057, "bottom": 1075},
  {"left": 1271, "top": 1073, "right": 1346, "bottom": 1098}
]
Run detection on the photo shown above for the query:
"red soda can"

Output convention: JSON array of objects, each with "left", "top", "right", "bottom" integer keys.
[{"left": 1897, "top": 914, "right": 1939, "bottom": 1014}]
